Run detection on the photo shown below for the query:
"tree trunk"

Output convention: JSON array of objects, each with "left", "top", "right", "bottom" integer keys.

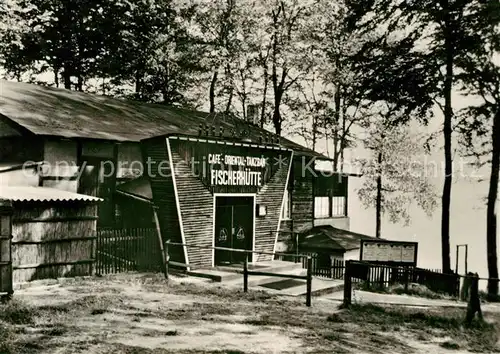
[
  {"left": 260, "top": 70, "right": 268, "bottom": 129},
  {"left": 54, "top": 68, "right": 59, "bottom": 88},
  {"left": 332, "top": 136, "right": 339, "bottom": 174},
  {"left": 225, "top": 88, "right": 233, "bottom": 114},
  {"left": 77, "top": 74, "right": 83, "bottom": 92},
  {"left": 209, "top": 71, "right": 218, "bottom": 113},
  {"left": 487, "top": 109, "right": 500, "bottom": 297},
  {"left": 63, "top": 63, "right": 71, "bottom": 90},
  {"left": 273, "top": 90, "right": 283, "bottom": 136},
  {"left": 376, "top": 150, "right": 383, "bottom": 238},
  {"left": 135, "top": 70, "right": 143, "bottom": 99},
  {"left": 441, "top": 3, "right": 453, "bottom": 274},
  {"left": 340, "top": 100, "right": 346, "bottom": 173},
  {"left": 312, "top": 116, "right": 317, "bottom": 150}
]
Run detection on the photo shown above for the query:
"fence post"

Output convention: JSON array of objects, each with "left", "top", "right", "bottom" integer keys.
[
  {"left": 164, "top": 240, "right": 170, "bottom": 280},
  {"left": 0, "top": 200, "right": 13, "bottom": 301},
  {"left": 343, "top": 260, "right": 352, "bottom": 308},
  {"left": 306, "top": 256, "right": 312, "bottom": 307},
  {"left": 244, "top": 252, "right": 248, "bottom": 292},
  {"left": 404, "top": 266, "right": 409, "bottom": 292}
]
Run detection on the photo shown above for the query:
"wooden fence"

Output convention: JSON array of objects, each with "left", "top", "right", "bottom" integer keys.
[
  {"left": 344, "top": 261, "right": 459, "bottom": 297},
  {"left": 95, "top": 228, "right": 163, "bottom": 275},
  {"left": 299, "top": 254, "right": 441, "bottom": 280},
  {"left": 343, "top": 260, "right": 461, "bottom": 305},
  {"left": 11, "top": 203, "right": 98, "bottom": 284}
]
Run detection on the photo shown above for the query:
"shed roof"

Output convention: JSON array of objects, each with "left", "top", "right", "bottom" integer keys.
[
  {"left": 0, "top": 186, "right": 102, "bottom": 203},
  {"left": 0, "top": 80, "right": 326, "bottom": 159},
  {"left": 115, "top": 177, "right": 152, "bottom": 202},
  {"left": 299, "top": 225, "right": 378, "bottom": 252}
]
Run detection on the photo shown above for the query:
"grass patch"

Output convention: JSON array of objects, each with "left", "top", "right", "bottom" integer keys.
[
  {"left": 0, "top": 324, "right": 16, "bottom": 354},
  {"left": 0, "top": 299, "right": 38, "bottom": 325},
  {"left": 355, "top": 281, "right": 453, "bottom": 300},
  {"left": 440, "top": 341, "right": 460, "bottom": 350},
  {"left": 479, "top": 290, "right": 500, "bottom": 303},
  {"left": 339, "top": 303, "right": 500, "bottom": 352}
]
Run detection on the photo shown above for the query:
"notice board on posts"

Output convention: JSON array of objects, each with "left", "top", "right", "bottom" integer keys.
[{"left": 360, "top": 239, "right": 418, "bottom": 266}]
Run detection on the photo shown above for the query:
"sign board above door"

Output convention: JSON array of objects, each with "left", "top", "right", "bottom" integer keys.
[{"left": 360, "top": 239, "right": 418, "bottom": 266}]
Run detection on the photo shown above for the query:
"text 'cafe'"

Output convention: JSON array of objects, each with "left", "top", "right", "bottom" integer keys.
[{"left": 141, "top": 134, "right": 293, "bottom": 269}]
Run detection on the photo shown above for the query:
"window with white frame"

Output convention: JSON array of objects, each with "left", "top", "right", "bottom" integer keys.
[
  {"left": 313, "top": 173, "right": 348, "bottom": 218},
  {"left": 281, "top": 190, "right": 292, "bottom": 219},
  {"left": 331, "top": 196, "right": 346, "bottom": 216},
  {"left": 314, "top": 196, "right": 330, "bottom": 218}
]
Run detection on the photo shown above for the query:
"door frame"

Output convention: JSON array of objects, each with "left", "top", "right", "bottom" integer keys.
[{"left": 212, "top": 193, "right": 256, "bottom": 267}]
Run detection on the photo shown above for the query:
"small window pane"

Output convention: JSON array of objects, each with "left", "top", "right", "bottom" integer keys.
[
  {"left": 332, "top": 196, "right": 346, "bottom": 216},
  {"left": 314, "top": 197, "right": 330, "bottom": 218}
]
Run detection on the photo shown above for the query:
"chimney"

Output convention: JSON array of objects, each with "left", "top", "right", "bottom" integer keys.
[{"left": 246, "top": 104, "right": 259, "bottom": 125}]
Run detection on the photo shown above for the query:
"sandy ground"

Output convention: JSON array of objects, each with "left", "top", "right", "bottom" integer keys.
[{"left": 1, "top": 273, "right": 499, "bottom": 354}]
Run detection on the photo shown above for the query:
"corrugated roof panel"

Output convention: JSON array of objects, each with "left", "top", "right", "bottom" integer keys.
[{"left": 0, "top": 186, "right": 103, "bottom": 202}]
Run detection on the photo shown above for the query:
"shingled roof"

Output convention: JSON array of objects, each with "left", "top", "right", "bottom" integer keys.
[{"left": 0, "top": 80, "right": 326, "bottom": 159}]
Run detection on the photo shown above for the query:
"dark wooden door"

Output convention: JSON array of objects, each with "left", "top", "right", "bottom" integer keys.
[
  {"left": 215, "top": 204, "right": 232, "bottom": 265},
  {"left": 232, "top": 203, "right": 254, "bottom": 263},
  {"left": 214, "top": 197, "right": 254, "bottom": 265}
]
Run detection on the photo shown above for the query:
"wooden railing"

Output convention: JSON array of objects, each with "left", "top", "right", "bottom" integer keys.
[{"left": 164, "top": 240, "right": 315, "bottom": 306}]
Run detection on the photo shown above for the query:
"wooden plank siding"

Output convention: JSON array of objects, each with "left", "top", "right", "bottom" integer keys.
[
  {"left": 143, "top": 136, "right": 293, "bottom": 269},
  {"left": 254, "top": 159, "right": 291, "bottom": 262},
  {"left": 141, "top": 137, "right": 185, "bottom": 265},
  {"left": 170, "top": 151, "right": 214, "bottom": 268},
  {"left": 279, "top": 158, "right": 314, "bottom": 236}
]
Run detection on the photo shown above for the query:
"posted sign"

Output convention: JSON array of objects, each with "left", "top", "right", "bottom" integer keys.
[
  {"left": 360, "top": 240, "right": 418, "bottom": 265},
  {"left": 208, "top": 153, "right": 266, "bottom": 186}
]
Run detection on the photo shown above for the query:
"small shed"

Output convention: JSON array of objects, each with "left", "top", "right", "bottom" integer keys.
[
  {"left": 299, "top": 225, "right": 378, "bottom": 267},
  {"left": 0, "top": 186, "right": 102, "bottom": 283}
]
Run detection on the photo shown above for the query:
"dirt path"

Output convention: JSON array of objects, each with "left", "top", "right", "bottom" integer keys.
[{"left": 1, "top": 273, "right": 498, "bottom": 354}]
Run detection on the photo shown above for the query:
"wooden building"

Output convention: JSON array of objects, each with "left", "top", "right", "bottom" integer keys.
[
  {"left": 0, "top": 80, "right": 359, "bottom": 270},
  {"left": 298, "top": 225, "right": 379, "bottom": 264}
]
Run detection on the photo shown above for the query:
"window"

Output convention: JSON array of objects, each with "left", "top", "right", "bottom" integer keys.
[
  {"left": 332, "top": 196, "right": 346, "bottom": 216},
  {"left": 282, "top": 190, "right": 292, "bottom": 219},
  {"left": 314, "top": 196, "right": 346, "bottom": 218},
  {"left": 313, "top": 173, "right": 348, "bottom": 218},
  {"left": 314, "top": 197, "right": 330, "bottom": 218}
]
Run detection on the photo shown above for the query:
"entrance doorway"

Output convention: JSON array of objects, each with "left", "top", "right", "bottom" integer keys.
[{"left": 214, "top": 196, "right": 254, "bottom": 266}]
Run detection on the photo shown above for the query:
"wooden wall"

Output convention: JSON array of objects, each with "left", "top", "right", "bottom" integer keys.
[
  {"left": 166, "top": 139, "right": 292, "bottom": 268},
  {"left": 116, "top": 142, "right": 143, "bottom": 180},
  {"left": 114, "top": 194, "right": 154, "bottom": 229},
  {"left": 41, "top": 138, "right": 79, "bottom": 192},
  {"left": 254, "top": 161, "right": 291, "bottom": 262},
  {"left": 11, "top": 201, "right": 98, "bottom": 284},
  {"left": 279, "top": 157, "right": 315, "bottom": 236},
  {"left": 170, "top": 151, "right": 214, "bottom": 268},
  {"left": 278, "top": 157, "right": 351, "bottom": 252},
  {"left": 0, "top": 136, "right": 43, "bottom": 163},
  {"left": 141, "top": 137, "right": 185, "bottom": 265}
]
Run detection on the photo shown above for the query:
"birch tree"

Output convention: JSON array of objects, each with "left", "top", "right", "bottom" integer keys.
[{"left": 357, "top": 112, "right": 438, "bottom": 238}]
